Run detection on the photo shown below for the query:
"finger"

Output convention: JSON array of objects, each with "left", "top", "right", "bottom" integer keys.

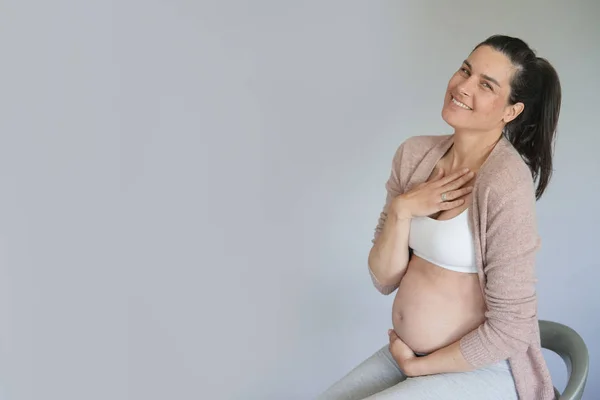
[
  {"left": 439, "top": 198, "right": 465, "bottom": 210},
  {"left": 441, "top": 186, "right": 473, "bottom": 201},
  {"left": 433, "top": 168, "right": 471, "bottom": 188},
  {"left": 442, "top": 171, "right": 475, "bottom": 192}
]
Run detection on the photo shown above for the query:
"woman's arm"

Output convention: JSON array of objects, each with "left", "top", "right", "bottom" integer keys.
[
  {"left": 398, "top": 339, "right": 473, "bottom": 377},
  {"left": 368, "top": 143, "right": 473, "bottom": 295},
  {"left": 368, "top": 205, "right": 413, "bottom": 295},
  {"left": 367, "top": 143, "right": 410, "bottom": 294},
  {"left": 458, "top": 178, "right": 541, "bottom": 367}
]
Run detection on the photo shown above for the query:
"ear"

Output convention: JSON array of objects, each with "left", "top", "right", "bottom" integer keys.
[{"left": 503, "top": 102, "right": 524, "bottom": 124}]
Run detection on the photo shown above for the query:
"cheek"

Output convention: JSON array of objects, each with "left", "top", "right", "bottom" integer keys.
[
  {"left": 447, "top": 74, "right": 462, "bottom": 90},
  {"left": 476, "top": 95, "right": 505, "bottom": 117}
]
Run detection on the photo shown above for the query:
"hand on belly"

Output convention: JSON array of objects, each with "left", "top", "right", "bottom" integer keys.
[{"left": 391, "top": 259, "right": 486, "bottom": 354}]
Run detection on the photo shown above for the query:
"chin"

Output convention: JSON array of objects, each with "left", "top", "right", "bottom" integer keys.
[{"left": 441, "top": 108, "right": 464, "bottom": 129}]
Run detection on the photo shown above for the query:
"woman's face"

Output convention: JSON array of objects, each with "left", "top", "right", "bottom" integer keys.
[{"left": 441, "top": 45, "right": 523, "bottom": 133}]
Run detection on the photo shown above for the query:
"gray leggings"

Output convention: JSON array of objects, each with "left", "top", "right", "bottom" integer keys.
[{"left": 317, "top": 345, "right": 518, "bottom": 400}]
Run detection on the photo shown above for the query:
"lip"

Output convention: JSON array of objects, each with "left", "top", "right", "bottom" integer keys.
[{"left": 449, "top": 94, "right": 473, "bottom": 110}]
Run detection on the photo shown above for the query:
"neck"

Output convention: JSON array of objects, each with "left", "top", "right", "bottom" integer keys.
[{"left": 448, "top": 130, "right": 503, "bottom": 171}]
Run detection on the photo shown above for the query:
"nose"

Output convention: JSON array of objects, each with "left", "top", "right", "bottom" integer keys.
[
  {"left": 457, "top": 76, "right": 476, "bottom": 97},
  {"left": 457, "top": 83, "right": 471, "bottom": 97}
]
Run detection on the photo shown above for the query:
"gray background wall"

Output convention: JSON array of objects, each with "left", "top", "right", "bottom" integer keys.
[{"left": 0, "top": 1, "right": 598, "bottom": 399}]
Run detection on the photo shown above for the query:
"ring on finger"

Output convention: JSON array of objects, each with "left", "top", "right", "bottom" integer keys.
[{"left": 441, "top": 192, "right": 447, "bottom": 202}]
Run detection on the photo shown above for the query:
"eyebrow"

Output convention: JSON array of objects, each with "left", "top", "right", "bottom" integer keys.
[{"left": 463, "top": 60, "right": 501, "bottom": 88}]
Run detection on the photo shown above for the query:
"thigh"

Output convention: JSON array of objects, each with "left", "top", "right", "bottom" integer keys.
[
  {"left": 362, "top": 360, "right": 518, "bottom": 400},
  {"left": 317, "top": 345, "right": 408, "bottom": 400}
]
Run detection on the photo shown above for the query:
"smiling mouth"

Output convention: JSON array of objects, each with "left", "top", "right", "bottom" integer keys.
[{"left": 451, "top": 96, "right": 473, "bottom": 110}]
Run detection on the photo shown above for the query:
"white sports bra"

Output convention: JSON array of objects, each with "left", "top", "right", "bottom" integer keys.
[{"left": 408, "top": 208, "right": 477, "bottom": 273}]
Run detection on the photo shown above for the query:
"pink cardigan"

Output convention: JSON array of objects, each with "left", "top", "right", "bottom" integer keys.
[{"left": 372, "top": 134, "right": 555, "bottom": 400}]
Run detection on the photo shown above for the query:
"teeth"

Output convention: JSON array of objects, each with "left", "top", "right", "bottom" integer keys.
[{"left": 452, "top": 97, "right": 472, "bottom": 110}]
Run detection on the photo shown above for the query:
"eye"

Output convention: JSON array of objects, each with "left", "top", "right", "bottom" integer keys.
[
  {"left": 481, "top": 82, "right": 493, "bottom": 90},
  {"left": 460, "top": 67, "right": 470, "bottom": 75}
]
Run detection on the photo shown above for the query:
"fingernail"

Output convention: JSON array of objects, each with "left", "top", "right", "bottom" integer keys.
[{"left": 388, "top": 329, "right": 392, "bottom": 335}]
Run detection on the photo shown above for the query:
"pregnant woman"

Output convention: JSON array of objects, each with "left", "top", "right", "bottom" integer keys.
[{"left": 318, "top": 35, "right": 561, "bottom": 400}]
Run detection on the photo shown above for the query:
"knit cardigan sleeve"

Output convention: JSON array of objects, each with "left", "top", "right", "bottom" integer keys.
[
  {"left": 372, "top": 142, "right": 406, "bottom": 245},
  {"left": 459, "top": 170, "right": 541, "bottom": 367}
]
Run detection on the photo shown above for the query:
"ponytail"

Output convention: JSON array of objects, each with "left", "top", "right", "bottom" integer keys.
[
  {"left": 475, "top": 36, "right": 562, "bottom": 199},
  {"left": 505, "top": 57, "right": 561, "bottom": 199}
]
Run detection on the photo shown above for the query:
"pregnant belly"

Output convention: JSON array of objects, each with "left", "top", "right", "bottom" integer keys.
[{"left": 392, "top": 256, "right": 486, "bottom": 354}]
